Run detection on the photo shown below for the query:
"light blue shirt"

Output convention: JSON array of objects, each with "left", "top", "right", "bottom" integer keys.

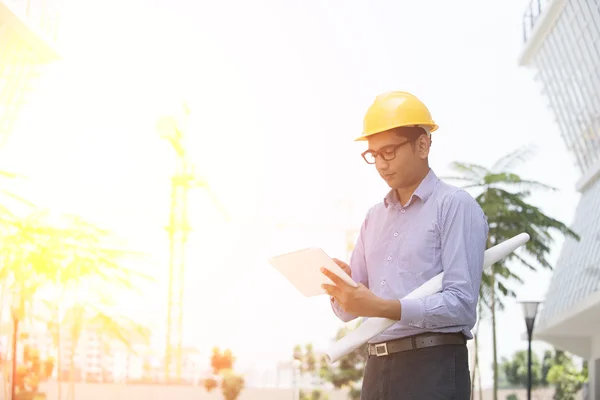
[{"left": 332, "top": 169, "right": 489, "bottom": 343}]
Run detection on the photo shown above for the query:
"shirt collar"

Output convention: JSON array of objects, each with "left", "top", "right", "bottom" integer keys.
[{"left": 384, "top": 169, "right": 439, "bottom": 208}]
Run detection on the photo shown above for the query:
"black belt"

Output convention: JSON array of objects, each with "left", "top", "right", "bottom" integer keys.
[{"left": 367, "top": 332, "right": 466, "bottom": 357}]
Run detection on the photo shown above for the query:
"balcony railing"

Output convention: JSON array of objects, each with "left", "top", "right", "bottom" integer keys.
[
  {"left": 522, "top": 0, "right": 552, "bottom": 43},
  {"left": 1, "top": 0, "right": 61, "bottom": 43}
]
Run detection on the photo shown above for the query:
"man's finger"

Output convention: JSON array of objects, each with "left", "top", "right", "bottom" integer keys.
[
  {"left": 332, "top": 258, "right": 350, "bottom": 270},
  {"left": 321, "top": 267, "right": 349, "bottom": 287},
  {"left": 332, "top": 259, "right": 352, "bottom": 277},
  {"left": 322, "top": 283, "right": 341, "bottom": 298}
]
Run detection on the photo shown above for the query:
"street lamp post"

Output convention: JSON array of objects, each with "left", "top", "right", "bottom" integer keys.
[{"left": 519, "top": 301, "right": 541, "bottom": 400}]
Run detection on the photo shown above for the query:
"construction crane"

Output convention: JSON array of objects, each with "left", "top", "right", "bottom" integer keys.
[{"left": 156, "top": 104, "right": 227, "bottom": 383}]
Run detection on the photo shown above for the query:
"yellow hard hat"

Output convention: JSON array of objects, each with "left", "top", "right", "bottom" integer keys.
[{"left": 355, "top": 91, "right": 438, "bottom": 141}]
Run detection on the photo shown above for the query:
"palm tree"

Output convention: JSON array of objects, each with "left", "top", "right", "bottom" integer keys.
[
  {"left": 442, "top": 146, "right": 579, "bottom": 400},
  {"left": 0, "top": 168, "right": 35, "bottom": 314},
  {"left": 0, "top": 168, "right": 36, "bottom": 399},
  {"left": 0, "top": 169, "right": 152, "bottom": 398},
  {"left": 471, "top": 286, "right": 489, "bottom": 400},
  {"left": 0, "top": 209, "right": 151, "bottom": 399},
  {"left": 34, "top": 212, "right": 150, "bottom": 400}
]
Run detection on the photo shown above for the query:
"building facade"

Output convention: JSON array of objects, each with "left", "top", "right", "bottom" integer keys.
[
  {"left": 519, "top": 0, "right": 600, "bottom": 398},
  {"left": 0, "top": 0, "right": 60, "bottom": 146}
]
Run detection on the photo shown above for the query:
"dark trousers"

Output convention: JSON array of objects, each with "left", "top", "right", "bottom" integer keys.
[{"left": 361, "top": 343, "right": 471, "bottom": 400}]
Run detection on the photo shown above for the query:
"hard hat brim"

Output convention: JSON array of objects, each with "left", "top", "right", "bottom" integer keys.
[{"left": 354, "top": 123, "right": 439, "bottom": 142}]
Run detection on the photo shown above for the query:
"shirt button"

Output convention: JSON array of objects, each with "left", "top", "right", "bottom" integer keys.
[
  {"left": 387, "top": 256, "right": 392, "bottom": 261},
  {"left": 393, "top": 232, "right": 399, "bottom": 237},
  {"left": 400, "top": 209, "right": 406, "bottom": 214},
  {"left": 381, "top": 280, "right": 386, "bottom": 286}
]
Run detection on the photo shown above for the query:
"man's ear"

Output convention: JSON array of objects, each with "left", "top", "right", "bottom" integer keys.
[{"left": 418, "top": 134, "right": 431, "bottom": 159}]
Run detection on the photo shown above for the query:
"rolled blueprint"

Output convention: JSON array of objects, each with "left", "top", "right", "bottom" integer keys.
[{"left": 325, "top": 232, "right": 530, "bottom": 364}]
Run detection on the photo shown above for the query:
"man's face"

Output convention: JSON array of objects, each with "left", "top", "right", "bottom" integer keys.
[{"left": 363, "top": 128, "right": 430, "bottom": 189}]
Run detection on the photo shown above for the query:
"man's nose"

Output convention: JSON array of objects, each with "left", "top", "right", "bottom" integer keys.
[{"left": 375, "top": 157, "right": 389, "bottom": 170}]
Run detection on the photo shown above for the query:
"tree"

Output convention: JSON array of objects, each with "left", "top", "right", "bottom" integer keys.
[
  {"left": 546, "top": 350, "right": 587, "bottom": 400},
  {"left": 221, "top": 369, "right": 245, "bottom": 400},
  {"left": 443, "top": 146, "right": 579, "bottom": 400},
  {"left": 210, "top": 347, "right": 235, "bottom": 374},
  {"left": 319, "top": 320, "right": 367, "bottom": 400},
  {"left": 500, "top": 350, "right": 542, "bottom": 388},
  {"left": 498, "top": 348, "right": 587, "bottom": 399},
  {"left": 0, "top": 170, "right": 36, "bottom": 400},
  {"left": 300, "top": 389, "right": 329, "bottom": 400},
  {"left": 14, "top": 344, "right": 54, "bottom": 399},
  {"left": 293, "top": 343, "right": 318, "bottom": 382},
  {"left": 208, "top": 348, "right": 245, "bottom": 400},
  {"left": 0, "top": 209, "right": 151, "bottom": 400},
  {"left": 203, "top": 377, "right": 218, "bottom": 392},
  {"left": 471, "top": 291, "right": 492, "bottom": 399},
  {"left": 541, "top": 349, "right": 554, "bottom": 386},
  {"left": 304, "top": 344, "right": 317, "bottom": 373}
]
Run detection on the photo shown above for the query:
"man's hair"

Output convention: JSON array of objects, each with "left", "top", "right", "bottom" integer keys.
[{"left": 393, "top": 126, "right": 431, "bottom": 146}]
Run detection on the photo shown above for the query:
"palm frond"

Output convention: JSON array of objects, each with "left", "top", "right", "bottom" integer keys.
[
  {"left": 511, "top": 252, "right": 541, "bottom": 272},
  {"left": 438, "top": 175, "right": 482, "bottom": 183},
  {"left": 478, "top": 279, "right": 494, "bottom": 313},
  {"left": 0, "top": 188, "right": 36, "bottom": 208},
  {"left": 0, "top": 209, "right": 150, "bottom": 348},
  {"left": 0, "top": 169, "right": 29, "bottom": 179},
  {"left": 496, "top": 281, "right": 516, "bottom": 301},
  {"left": 481, "top": 173, "right": 558, "bottom": 192},
  {"left": 491, "top": 144, "right": 537, "bottom": 172},
  {"left": 446, "top": 162, "right": 490, "bottom": 182}
]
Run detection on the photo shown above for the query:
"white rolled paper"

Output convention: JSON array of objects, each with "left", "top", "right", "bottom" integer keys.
[{"left": 325, "top": 232, "right": 531, "bottom": 364}]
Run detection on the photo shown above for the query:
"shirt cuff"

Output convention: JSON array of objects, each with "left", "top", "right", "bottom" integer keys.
[
  {"left": 331, "top": 296, "right": 342, "bottom": 314},
  {"left": 400, "top": 298, "right": 425, "bottom": 327}
]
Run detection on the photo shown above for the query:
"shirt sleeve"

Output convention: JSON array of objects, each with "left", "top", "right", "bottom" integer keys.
[
  {"left": 331, "top": 208, "right": 371, "bottom": 323},
  {"left": 399, "top": 190, "right": 488, "bottom": 330}
]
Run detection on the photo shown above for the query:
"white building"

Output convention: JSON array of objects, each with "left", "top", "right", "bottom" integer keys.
[{"left": 518, "top": 0, "right": 600, "bottom": 399}]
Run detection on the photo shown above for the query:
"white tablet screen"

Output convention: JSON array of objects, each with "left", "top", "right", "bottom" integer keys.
[{"left": 269, "top": 247, "right": 358, "bottom": 297}]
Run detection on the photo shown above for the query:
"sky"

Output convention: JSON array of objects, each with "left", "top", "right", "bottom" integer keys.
[{"left": 2, "top": 0, "right": 584, "bottom": 388}]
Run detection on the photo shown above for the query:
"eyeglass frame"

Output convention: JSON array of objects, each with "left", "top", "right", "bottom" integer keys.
[{"left": 361, "top": 139, "right": 416, "bottom": 164}]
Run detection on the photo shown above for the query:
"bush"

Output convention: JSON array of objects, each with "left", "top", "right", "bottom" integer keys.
[
  {"left": 300, "top": 389, "right": 329, "bottom": 400},
  {"left": 221, "top": 369, "right": 245, "bottom": 400},
  {"left": 203, "top": 377, "right": 218, "bottom": 392}
]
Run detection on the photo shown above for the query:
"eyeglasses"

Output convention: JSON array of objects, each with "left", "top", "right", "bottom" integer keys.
[{"left": 361, "top": 140, "right": 413, "bottom": 164}]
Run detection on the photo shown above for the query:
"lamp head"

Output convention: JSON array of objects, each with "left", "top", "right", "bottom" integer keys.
[
  {"left": 520, "top": 301, "right": 541, "bottom": 319},
  {"left": 519, "top": 300, "right": 542, "bottom": 335}
]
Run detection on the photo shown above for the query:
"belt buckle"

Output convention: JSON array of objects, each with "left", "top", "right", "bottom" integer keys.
[{"left": 374, "top": 343, "right": 388, "bottom": 356}]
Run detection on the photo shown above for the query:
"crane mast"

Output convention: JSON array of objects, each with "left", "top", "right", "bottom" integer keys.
[
  {"left": 158, "top": 104, "right": 228, "bottom": 382},
  {"left": 157, "top": 105, "right": 197, "bottom": 382}
]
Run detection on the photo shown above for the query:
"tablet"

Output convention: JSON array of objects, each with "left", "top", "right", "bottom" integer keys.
[{"left": 269, "top": 247, "right": 358, "bottom": 297}]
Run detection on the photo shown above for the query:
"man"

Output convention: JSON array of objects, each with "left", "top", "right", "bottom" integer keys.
[{"left": 321, "top": 91, "right": 489, "bottom": 399}]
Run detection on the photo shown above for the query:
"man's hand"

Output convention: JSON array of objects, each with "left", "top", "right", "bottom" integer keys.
[
  {"left": 332, "top": 258, "right": 351, "bottom": 277},
  {"left": 321, "top": 267, "right": 381, "bottom": 318}
]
